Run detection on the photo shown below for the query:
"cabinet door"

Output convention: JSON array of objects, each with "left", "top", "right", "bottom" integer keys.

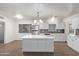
[
  {"left": 72, "top": 39, "right": 79, "bottom": 52},
  {"left": 49, "top": 24, "right": 56, "bottom": 29},
  {"left": 56, "top": 23, "right": 64, "bottom": 29},
  {"left": 22, "top": 39, "right": 54, "bottom": 52},
  {"left": 19, "top": 24, "right": 31, "bottom": 33},
  {"left": 31, "top": 25, "right": 39, "bottom": 30},
  {"left": 40, "top": 23, "right": 48, "bottom": 29}
]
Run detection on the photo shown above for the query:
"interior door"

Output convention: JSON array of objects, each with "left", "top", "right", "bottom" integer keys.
[{"left": 0, "top": 21, "right": 5, "bottom": 43}]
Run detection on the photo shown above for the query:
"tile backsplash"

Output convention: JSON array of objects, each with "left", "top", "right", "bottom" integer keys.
[
  {"left": 40, "top": 29, "right": 64, "bottom": 33},
  {"left": 19, "top": 24, "right": 64, "bottom": 33}
]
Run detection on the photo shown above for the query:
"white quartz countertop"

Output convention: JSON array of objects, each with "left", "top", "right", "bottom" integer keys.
[{"left": 21, "top": 35, "right": 55, "bottom": 39}]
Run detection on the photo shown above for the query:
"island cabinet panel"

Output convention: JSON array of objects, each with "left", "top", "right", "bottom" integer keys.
[{"left": 22, "top": 35, "right": 54, "bottom": 52}]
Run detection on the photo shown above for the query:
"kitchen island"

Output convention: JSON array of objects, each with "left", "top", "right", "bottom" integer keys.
[{"left": 21, "top": 35, "right": 54, "bottom": 52}]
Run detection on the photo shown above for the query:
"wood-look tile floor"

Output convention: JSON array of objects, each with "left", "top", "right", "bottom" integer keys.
[{"left": 0, "top": 40, "right": 79, "bottom": 56}]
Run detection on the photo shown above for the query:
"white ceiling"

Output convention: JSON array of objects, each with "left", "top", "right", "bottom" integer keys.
[{"left": 0, "top": 3, "right": 79, "bottom": 20}]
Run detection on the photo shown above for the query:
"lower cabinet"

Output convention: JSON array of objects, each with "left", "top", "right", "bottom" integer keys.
[
  {"left": 22, "top": 38, "right": 54, "bottom": 52},
  {"left": 51, "top": 34, "right": 66, "bottom": 41},
  {"left": 67, "top": 36, "right": 79, "bottom": 53},
  {"left": 72, "top": 39, "right": 79, "bottom": 52}
]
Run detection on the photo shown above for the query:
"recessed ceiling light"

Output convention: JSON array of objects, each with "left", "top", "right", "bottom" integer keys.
[{"left": 15, "top": 14, "right": 23, "bottom": 19}]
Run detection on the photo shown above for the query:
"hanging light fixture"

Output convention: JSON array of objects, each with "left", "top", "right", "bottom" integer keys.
[
  {"left": 33, "top": 12, "right": 43, "bottom": 25},
  {"left": 39, "top": 19, "right": 43, "bottom": 23}
]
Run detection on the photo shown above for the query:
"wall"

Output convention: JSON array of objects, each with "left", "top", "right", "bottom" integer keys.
[
  {"left": 5, "top": 18, "right": 16, "bottom": 43},
  {"left": 0, "top": 17, "right": 16, "bottom": 44},
  {"left": 64, "top": 13, "right": 79, "bottom": 53}
]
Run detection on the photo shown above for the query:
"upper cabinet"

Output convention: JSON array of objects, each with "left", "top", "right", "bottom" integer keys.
[
  {"left": 72, "top": 20, "right": 79, "bottom": 29},
  {"left": 31, "top": 25, "right": 39, "bottom": 30},
  {"left": 56, "top": 22, "right": 65, "bottom": 29},
  {"left": 65, "top": 14, "right": 79, "bottom": 29},
  {"left": 39, "top": 23, "right": 49, "bottom": 29},
  {"left": 49, "top": 24, "right": 56, "bottom": 29},
  {"left": 19, "top": 24, "right": 31, "bottom": 33}
]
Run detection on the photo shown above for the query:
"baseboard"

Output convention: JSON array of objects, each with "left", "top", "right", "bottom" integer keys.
[
  {"left": 3, "top": 40, "right": 21, "bottom": 45},
  {"left": 54, "top": 41, "right": 67, "bottom": 43},
  {"left": 23, "top": 52, "right": 54, "bottom": 56}
]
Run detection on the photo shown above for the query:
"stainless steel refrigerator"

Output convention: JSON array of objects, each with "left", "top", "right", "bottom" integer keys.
[{"left": 0, "top": 21, "right": 4, "bottom": 44}]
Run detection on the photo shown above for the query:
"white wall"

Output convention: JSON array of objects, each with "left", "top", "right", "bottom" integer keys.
[
  {"left": 5, "top": 18, "right": 16, "bottom": 43},
  {"left": 0, "top": 18, "right": 16, "bottom": 44},
  {"left": 64, "top": 13, "right": 79, "bottom": 53}
]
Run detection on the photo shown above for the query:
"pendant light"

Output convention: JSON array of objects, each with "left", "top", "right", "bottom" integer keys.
[{"left": 33, "top": 12, "right": 43, "bottom": 25}]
